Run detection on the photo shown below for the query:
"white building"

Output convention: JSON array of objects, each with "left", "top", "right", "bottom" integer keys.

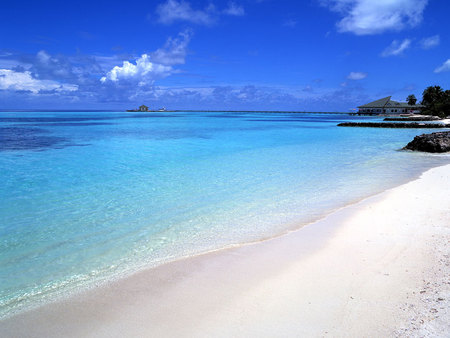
[{"left": 358, "top": 96, "right": 423, "bottom": 115}]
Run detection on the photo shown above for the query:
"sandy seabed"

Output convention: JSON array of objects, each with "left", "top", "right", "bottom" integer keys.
[{"left": 1, "top": 164, "right": 449, "bottom": 337}]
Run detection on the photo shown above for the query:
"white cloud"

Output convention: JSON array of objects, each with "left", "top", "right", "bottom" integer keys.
[
  {"left": 100, "top": 54, "right": 173, "bottom": 85},
  {"left": 133, "top": 83, "right": 368, "bottom": 112},
  {"left": 0, "top": 69, "right": 78, "bottom": 93},
  {"left": 0, "top": 58, "right": 28, "bottom": 70},
  {"left": 37, "top": 50, "right": 51, "bottom": 64},
  {"left": 347, "top": 71, "right": 367, "bottom": 80},
  {"left": 35, "top": 50, "right": 73, "bottom": 78},
  {"left": 434, "top": 59, "right": 450, "bottom": 73},
  {"left": 156, "top": 0, "right": 215, "bottom": 25},
  {"left": 150, "top": 30, "right": 192, "bottom": 66},
  {"left": 381, "top": 39, "right": 411, "bottom": 57},
  {"left": 155, "top": 0, "right": 244, "bottom": 25},
  {"left": 321, "top": 0, "right": 428, "bottom": 35},
  {"left": 101, "top": 30, "right": 192, "bottom": 86},
  {"left": 419, "top": 35, "right": 440, "bottom": 49},
  {"left": 223, "top": 2, "right": 245, "bottom": 16}
]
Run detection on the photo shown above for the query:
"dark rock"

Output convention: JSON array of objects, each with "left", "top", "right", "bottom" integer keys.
[
  {"left": 403, "top": 131, "right": 450, "bottom": 153},
  {"left": 384, "top": 116, "right": 441, "bottom": 121},
  {"left": 337, "top": 122, "right": 450, "bottom": 128}
]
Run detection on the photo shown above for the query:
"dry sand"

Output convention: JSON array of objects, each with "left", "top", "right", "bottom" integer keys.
[{"left": 1, "top": 164, "right": 449, "bottom": 337}]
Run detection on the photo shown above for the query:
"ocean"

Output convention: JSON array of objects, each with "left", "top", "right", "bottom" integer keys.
[{"left": 0, "top": 111, "right": 448, "bottom": 318}]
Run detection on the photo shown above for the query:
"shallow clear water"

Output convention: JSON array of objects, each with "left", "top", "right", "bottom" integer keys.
[{"left": 0, "top": 111, "right": 448, "bottom": 318}]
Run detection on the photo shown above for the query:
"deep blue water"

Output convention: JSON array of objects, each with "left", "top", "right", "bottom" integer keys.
[{"left": 0, "top": 111, "right": 448, "bottom": 318}]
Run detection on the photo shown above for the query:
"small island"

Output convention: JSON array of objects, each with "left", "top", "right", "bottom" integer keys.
[{"left": 126, "top": 105, "right": 167, "bottom": 112}]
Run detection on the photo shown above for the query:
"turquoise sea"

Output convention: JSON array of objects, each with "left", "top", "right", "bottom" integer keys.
[{"left": 0, "top": 111, "right": 449, "bottom": 318}]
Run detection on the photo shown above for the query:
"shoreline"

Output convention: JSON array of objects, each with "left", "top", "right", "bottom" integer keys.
[
  {"left": 0, "top": 158, "right": 445, "bottom": 321},
  {"left": 1, "top": 164, "right": 449, "bottom": 337},
  {"left": 338, "top": 121, "right": 450, "bottom": 128}
]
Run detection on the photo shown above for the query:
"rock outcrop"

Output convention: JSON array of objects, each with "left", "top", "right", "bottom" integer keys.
[{"left": 403, "top": 131, "right": 450, "bottom": 153}]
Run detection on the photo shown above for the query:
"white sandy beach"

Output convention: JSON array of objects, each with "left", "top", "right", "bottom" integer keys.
[{"left": 0, "top": 164, "right": 449, "bottom": 337}]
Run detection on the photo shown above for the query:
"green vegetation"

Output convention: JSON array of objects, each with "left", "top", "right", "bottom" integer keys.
[
  {"left": 420, "top": 86, "right": 450, "bottom": 118},
  {"left": 406, "top": 94, "right": 417, "bottom": 105}
]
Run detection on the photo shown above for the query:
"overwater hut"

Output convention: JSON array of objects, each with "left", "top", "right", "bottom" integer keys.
[{"left": 358, "top": 96, "right": 423, "bottom": 115}]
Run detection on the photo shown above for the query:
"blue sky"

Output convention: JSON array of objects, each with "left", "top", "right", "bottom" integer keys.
[{"left": 0, "top": 0, "right": 449, "bottom": 111}]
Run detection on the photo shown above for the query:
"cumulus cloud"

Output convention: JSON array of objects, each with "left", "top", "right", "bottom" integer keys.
[
  {"left": 0, "top": 50, "right": 114, "bottom": 103},
  {"left": 3, "top": 50, "right": 105, "bottom": 86},
  {"left": 101, "top": 31, "right": 191, "bottom": 87},
  {"left": 100, "top": 54, "right": 173, "bottom": 85},
  {"left": 381, "top": 39, "right": 411, "bottom": 57},
  {"left": 347, "top": 71, "right": 367, "bottom": 80},
  {"left": 321, "top": 0, "right": 428, "bottom": 35},
  {"left": 0, "top": 31, "right": 192, "bottom": 102},
  {"left": 0, "top": 69, "right": 78, "bottom": 93},
  {"left": 434, "top": 59, "right": 450, "bottom": 73},
  {"left": 155, "top": 0, "right": 244, "bottom": 25},
  {"left": 419, "top": 35, "right": 440, "bottom": 50}
]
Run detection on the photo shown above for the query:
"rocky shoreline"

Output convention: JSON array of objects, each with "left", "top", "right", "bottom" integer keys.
[{"left": 403, "top": 131, "right": 450, "bottom": 153}]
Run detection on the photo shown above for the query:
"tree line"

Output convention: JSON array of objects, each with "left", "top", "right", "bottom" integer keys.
[{"left": 407, "top": 86, "right": 450, "bottom": 118}]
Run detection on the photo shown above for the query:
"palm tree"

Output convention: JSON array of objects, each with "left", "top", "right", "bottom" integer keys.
[
  {"left": 406, "top": 94, "right": 417, "bottom": 105},
  {"left": 421, "top": 86, "right": 449, "bottom": 117},
  {"left": 422, "top": 86, "right": 444, "bottom": 107}
]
